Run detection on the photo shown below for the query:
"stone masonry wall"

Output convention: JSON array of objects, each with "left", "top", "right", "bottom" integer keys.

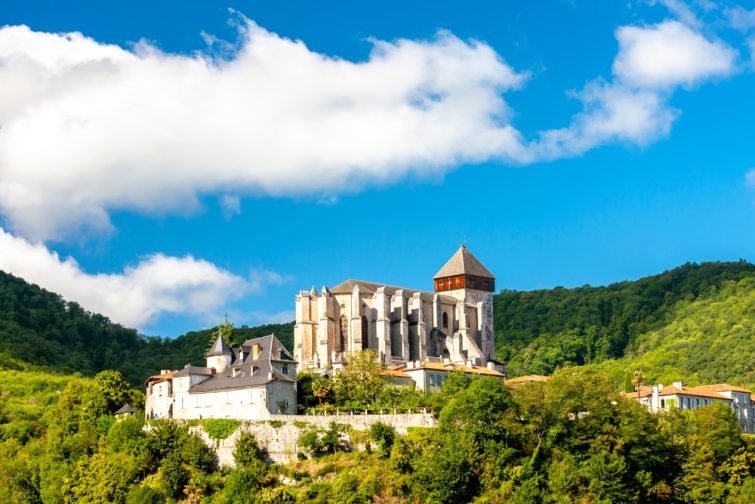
[{"left": 191, "top": 412, "right": 437, "bottom": 467}]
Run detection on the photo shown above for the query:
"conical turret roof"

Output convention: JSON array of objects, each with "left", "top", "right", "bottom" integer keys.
[
  {"left": 206, "top": 333, "right": 233, "bottom": 357},
  {"left": 433, "top": 245, "right": 494, "bottom": 279}
]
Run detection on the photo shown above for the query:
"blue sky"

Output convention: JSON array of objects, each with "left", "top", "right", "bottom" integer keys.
[{"left": 0, "top": 0, "right": 754, "bottom": 337}]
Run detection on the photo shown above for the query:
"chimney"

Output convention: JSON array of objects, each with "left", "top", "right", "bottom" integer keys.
[
  {"left": 672, "top": 381, "right": 684, "bottom": 390},
  {"left": 252, "top": 344, "right": 262, "bottom": 360}
]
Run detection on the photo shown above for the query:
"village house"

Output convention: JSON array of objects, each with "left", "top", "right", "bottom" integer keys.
[
  {"left": 624, "top": 381, "right": 755, "bottom": 433},
  {"left": 382, "top": 360, "right": 506, "bottom": 392},
  {"left": 144, "top": 334, "right": 297, "bottom": 421}
]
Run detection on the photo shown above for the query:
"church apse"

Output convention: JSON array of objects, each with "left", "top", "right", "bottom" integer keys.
[{"left": 293, "top": 245, "right": 496, "bottom": 372}]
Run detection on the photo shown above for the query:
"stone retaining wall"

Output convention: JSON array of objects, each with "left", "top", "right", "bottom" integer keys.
[{"left": 191, "top": 412, "right": 436, "bottom": 466}]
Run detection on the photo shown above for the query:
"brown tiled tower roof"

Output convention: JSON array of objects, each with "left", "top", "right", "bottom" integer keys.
[{"left": 433, "top": 245, "right": 494, "bottom": 280}]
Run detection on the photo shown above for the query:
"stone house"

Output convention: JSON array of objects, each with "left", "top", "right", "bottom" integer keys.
[
  {"left": 144, "top": 334, "right": 297, "bottom": 420},
  {"left": 625, "top": 381, "right": 754, "bottom": 433},
  {"left": 384, "top": 360, "right": 506, "bottom": 392}
]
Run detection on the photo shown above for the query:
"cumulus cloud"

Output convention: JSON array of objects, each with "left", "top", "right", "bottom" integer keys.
[
  {"left": 747, "top": 169, "right": 755, "bottom": 187},
  {"left": 0, "top": 226, "right": 251, "bottom": 328},
  {"left": 0, "top": 21, "right": 528, "bottom": 241},
  {"left": 0, "top": 16, "right": 739, "bottom": 241},
  {"left": 613, "top": 21, "right": 735, "bottom": 88},
  {"left": 532, "top": 20, "right": 735, "bottom": 159}
]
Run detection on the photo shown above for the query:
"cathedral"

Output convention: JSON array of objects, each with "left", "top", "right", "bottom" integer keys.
[{"left": 294, "top": 245, "right": 497, "bottom": 372}]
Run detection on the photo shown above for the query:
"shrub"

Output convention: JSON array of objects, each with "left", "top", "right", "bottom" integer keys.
[
  {"left": 181, "top": 433, "right": 214, "bottom": 472},
  {"left": 125, "top": 485, "right": 166, "bottom": 504},
  {"left": 202, "top": 419, "right": 241, "bottom": 441},
  {"left": 369, "top": 422, "right": 396, "bottom": 456},
  {"left": 160, "top": 451, "right": 189, "bottom": 498},
  {"left": 234, "top": 432, "right": 266, "bottom": 468}
]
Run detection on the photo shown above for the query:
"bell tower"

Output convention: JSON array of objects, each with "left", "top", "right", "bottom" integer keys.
[{"left": 433, "top": 245, "right": 495, "bottom": 364}]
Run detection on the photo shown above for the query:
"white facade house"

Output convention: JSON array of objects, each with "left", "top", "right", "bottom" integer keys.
[
  {"left": 145, "top": 334, "right": 297, "bottom": 420},
  {"left": 383, "top": 360, "right": 506, "bottom": 392},
  {"left": 294, "top": 245, "right": 502, "bottom": 373},
  {"left": 625, "top": 381, "right": 755, "bottom": 433}
]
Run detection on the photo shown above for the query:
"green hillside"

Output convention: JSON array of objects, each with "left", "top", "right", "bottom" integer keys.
[
  {"left": 495, "top": 261, "right": 755, "bottom": 387},
  {"left": 2, "top": 260, "right": 754, "bottom": 389},
  {"left": 0, "top": 270, "right": 293, "bottom": 384},
  {"left": 597, "top": 276, "right": 755, "bottom": 388}
]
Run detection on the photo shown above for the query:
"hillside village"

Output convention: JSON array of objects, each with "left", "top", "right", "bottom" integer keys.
[
  {"left": 142, "top": 247, "right": 755, "bottom": 436},
  {"left": 2, "top": 259, "right": 755, "bottom": 502}
]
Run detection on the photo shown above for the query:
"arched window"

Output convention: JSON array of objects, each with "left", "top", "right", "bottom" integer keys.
[
  {"left": 442, "top": 312, "right": 449, "bottom": 330},
  {"left": 361, "top": 316, "right": 369, "bottom": 350},
  {"left": 339, "top": 315, "right": 348, "bottom": 353}
]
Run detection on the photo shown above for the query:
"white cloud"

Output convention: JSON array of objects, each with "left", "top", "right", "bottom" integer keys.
[
  {"left": 0, "top": 226, "right": 252, "bottom": 328},
  {"left": 652, "top": 0, "right": 702, "bottom": 28},
  {"left": 0, "top": 17, "right": 739, "bottom": 242},
  {"left": 247, "top": 310, "right": 296, "bottom": 325},
  {"left": 746, "top": 168, "right": 755, "bottom": 187},
  {"left": 219, "top": 194, "right": 241, "bottom": 218},
  {"left": 0, "top": 21, "right": 528, "bottom": 241},
  {"left": 613, "top": 21, "right": 736, "bottom": 88},
  {"left": 249, "top": 268, "right": 292, "bottom": 293},
  {"left": 727, "top": 6, "right": 755, "bottom": 32},
  {"left": 532, "top": 20, "right": 735, "bottom": 158},
  {"left": 533, "top": 83, "right": 678, "bottom": 159}
]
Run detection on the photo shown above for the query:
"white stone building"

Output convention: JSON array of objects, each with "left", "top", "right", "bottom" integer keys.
[
  {"left": 294, "top": 245, "right": 500, "bottom": 372},
  {"left": 386, "top": 360, "right": 506, "bottom": 392},
  {"left": 625, "top": 381, "right": 755, "bottom": 433},
  {"left": 145, "top": 334, "right": 297, "bottom": 420}
]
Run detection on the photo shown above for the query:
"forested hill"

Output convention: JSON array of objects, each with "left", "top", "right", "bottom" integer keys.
[
  {"left": 496, "top": 260, "right": 755, "bottom": 386},
  {"left": 0, "top": 270, "right": 293, "bottom": 385},
  {"left": 2, "top": 260, "right": 754, "bottom": 387}
]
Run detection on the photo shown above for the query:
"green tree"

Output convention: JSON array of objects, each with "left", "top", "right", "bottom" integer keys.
[
  {"left": 160, "top": 451, "right": 188, "bottom": 499},
  {"left": 311, "top": 376, "right": 332, "bottom": 406},
  {"left": 332, "top": 349, "right": 385, "bottom": 408},
  {"left": 61, "top": 442, "right": 139, "bottom": 504},
  {"left": 369, "top": 422, "right": 396, "bottom": 456},
  {"left": 233, "top": 432, "right": 266, "bottom": 468},
  {"left": 181, "top": 433, "right": 214, "bottom": 473}
]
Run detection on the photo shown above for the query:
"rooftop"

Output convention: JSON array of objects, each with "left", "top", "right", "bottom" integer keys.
[{"left": 433, "top": 245, "right": 495, "bottom": 280}]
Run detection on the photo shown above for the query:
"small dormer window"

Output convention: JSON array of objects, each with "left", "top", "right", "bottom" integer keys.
[{"left": 282, "top": 365, "right": 289, "bottom": 374}]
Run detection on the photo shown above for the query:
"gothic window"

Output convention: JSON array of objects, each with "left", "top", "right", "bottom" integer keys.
[
  {"left": 442, "top": 312, "right": 448, "bottom": 330},
  {"left": 361, "top": 316, "right": 369, "bottom": 350},
  {"left": 339, "top": 315, "right": 348, "bottom": 353}
]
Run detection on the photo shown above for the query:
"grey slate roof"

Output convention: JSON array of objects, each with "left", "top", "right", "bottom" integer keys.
[
  {"left": 329, "top": 279, "right": 457, "bottom": 304},
  {"left": 114, "top": 404, "right": 136, "bottom": 415},
  {"left": 206, "top": 333, "right": 233, "bottom": 357},
  {"left": 433, "top": 245, "right": 495, "bottom": 280},
  {"left": 190, "top": 334, "right": 295, "bottom": 393}
]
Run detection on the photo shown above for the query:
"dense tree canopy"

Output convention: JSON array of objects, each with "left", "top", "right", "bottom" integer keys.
[{"left": 0, "top": 269, "right": 293, "bottom": 384}]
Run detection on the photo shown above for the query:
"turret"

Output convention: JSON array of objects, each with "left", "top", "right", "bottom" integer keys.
[
  {"left": 206, "top": 333, "right": 233, "bottom": 372},
  {"left": 433, "top": 244, "right": 495, "bottom": 293}
]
